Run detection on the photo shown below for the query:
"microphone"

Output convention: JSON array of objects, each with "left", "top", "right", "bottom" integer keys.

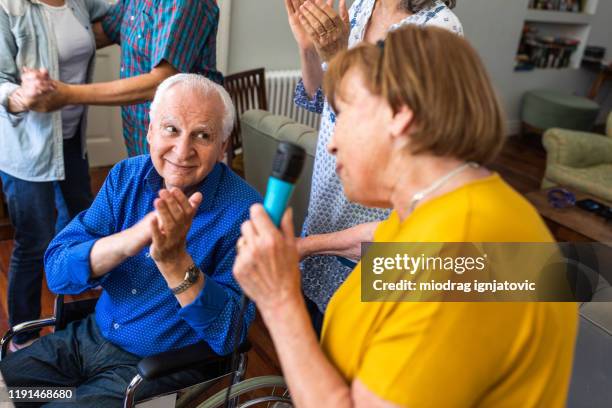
[
  {"left": 263, "top": 142, "right": 306, "bottom": 226},
  {"left": 224, "top": 142, "right": 305, "bottom": 408}
]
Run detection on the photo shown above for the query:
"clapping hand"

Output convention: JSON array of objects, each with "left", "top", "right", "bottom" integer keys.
[
  {"left": 297, "top": 0, "right": 350, "bottom": 62},
  {"left": 285, "top": 0, "right": 315, "bottom": 50},
  {"left": 150, "top": 188, "right": 203, "bottom": 265}
]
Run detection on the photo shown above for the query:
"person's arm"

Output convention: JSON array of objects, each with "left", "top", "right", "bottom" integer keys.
[
  {"left": 297, "top": 221, "right": 379, "bottom": 261},
  {"left": 285, "top": 0, "right": 324, "bottom": 101},
  {"left": 233, "top": 205, "right": 399, "bottom": 408},
  {"left": 88, "top": 211, "right": 155, "bottom": 278},
  {"left": 92, "top": 21, "right": 113, "bottom": 49},
  {"left": 299, "top": 44, "right": 324, "bottom": 100},
  {"left": 0, "top": 10, "right": 26, "bottom": 122},
  {"left": 151, "top": 189, "right": 258, "bottom": 354},
  {"left": 83, "top": 0, "right": 112, "bottom": 48},
  {"left": 47, "top": 0, "right": 217, "bottom": 110},
  {"left": 263, "top": 294, "right": 399, "bottom": 408},
  {"left": 44, "top": 164, "right": 126, "bottom": 294},
  {"left": 180, "top": 207, "right": 257, "bottom": 354},
  {"left": 59, "top": 60, "right": 177, "bottom": 106},
  {"left": 97, "top": 0, "right": 124, "bottom": 47}
]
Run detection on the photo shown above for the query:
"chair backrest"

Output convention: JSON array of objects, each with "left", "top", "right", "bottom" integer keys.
[
  {"left": 223, "top": 68, "right": 268, "bottom": 160},
  {"left": 241, "top": 110, "right": 317, "bottom": 231}
]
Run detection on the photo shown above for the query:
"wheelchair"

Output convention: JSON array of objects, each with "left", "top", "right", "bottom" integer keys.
[{"left": 0, "top": 294, "right": 250, "bottom": 408}]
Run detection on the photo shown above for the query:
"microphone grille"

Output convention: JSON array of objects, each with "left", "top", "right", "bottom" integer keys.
[{"left": 271, "top": 142, "right": 306, "bottom": 183}]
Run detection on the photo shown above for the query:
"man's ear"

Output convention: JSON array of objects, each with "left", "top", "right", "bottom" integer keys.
[
  {"left": 388, "top": 105, "right": 414, "bottom": 147},
  {"left": 146, "top": 122, "right": 153, "bottom": 144},
  {"left": 219, "top": 138, "right": 229, "bottom": 162}
]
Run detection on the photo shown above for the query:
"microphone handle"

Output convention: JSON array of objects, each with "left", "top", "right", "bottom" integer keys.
[{"left": 263, "top": 176, "right": 295, "bottom": 227}]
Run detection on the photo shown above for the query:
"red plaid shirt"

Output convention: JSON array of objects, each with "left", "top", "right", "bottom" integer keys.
[{"left": 102, "top": 0, "right": 223, "bottom": 156}]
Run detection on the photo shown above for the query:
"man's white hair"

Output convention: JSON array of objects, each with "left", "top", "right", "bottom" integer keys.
[{"left": 149, "top": 73, "right": 235, "bottom": 141}]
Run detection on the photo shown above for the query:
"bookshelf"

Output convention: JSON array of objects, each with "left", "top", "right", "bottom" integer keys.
[
  {"left": 515, "top": 0, "right": 599, "bottom": 71},
  {"left": 525, "top": 9, "right": 593, "bottom": 24}
]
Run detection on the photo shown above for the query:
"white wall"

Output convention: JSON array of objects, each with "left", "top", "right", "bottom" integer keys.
[
  {"left": 227, "top": 0, "right": 302, "bottom": 73},
  {"left": 454, "top": 0, "right": 612, "bottom": 131},
  {"left": 227, "top": 0, "right": 612, "bottom": 129}
]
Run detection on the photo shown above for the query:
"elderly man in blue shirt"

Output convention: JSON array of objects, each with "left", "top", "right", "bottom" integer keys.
[{"left": 0, "top": 73, "right": 260, "bottom": 406}]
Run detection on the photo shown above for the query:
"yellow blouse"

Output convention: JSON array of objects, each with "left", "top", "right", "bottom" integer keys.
[{"left": 321, "top": 174, "right": 578, "bottom": 407}]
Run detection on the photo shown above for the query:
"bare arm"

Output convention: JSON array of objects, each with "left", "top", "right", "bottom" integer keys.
[
  {"left": 299, "top": 47, "right": 324, "bottom": 99},
  {"left": 263, "top": 297, "right": 399, "bottom": 408},
  {"left": 61, "top": 60, "right": 177, "bottom": 106},
  {"left": 92, "top": 21, "right": 114, "bottom": 49},
  {"left": 234, "top": 206, "right": 399, "bottom": 408},
  {"left": 297, "top": 222, "right": 379, "bottom": 261},
  {"left": 285, "top": 0, "right": 323, "bottom": 98}
]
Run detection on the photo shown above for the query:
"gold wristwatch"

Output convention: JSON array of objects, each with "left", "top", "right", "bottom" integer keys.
[{"left": 170, "top": 263, "right": 201, "bottom": 295}]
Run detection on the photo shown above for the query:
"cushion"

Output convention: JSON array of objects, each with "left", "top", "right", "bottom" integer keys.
[
  {"left": 546, "top": 164, "right": 612, "bottom": 202},
  {"left": 522, "top": 90, "right": 600, "bottom": 131}
]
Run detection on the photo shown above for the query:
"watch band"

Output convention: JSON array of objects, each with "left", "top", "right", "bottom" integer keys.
[{"left": 171, "top": 263, "right": 201, "bottom": 295}]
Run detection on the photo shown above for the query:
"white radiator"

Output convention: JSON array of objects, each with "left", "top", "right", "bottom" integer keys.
[{"left": 265, "top": 70, "right": 321, "bottom": 130}]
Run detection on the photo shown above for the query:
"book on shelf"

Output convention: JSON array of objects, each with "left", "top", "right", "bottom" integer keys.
[
  {"left": 515, "top": 24, "right": 580, "bottom": 70},
  {"left": 528, "top": 0, "right": 584, "bottom": 12}
]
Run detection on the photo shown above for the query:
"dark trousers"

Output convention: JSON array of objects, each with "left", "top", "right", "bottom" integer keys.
[
  {"left": 0, "top": 315, "right": 217, "bottom": 407},
  {"left": 0, "top": 135, "right": 93, "bottom": 344}
]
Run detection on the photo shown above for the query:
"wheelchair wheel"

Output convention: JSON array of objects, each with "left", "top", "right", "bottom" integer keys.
[{"left": 195, "top": 375, "right": 292, "bottom": 408}]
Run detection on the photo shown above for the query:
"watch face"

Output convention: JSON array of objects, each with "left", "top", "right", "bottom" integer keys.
[{"left": 187, "top": 266, "right": 200, "bottom": 283}]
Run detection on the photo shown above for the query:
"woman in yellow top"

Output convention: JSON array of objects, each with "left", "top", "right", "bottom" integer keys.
[{"left": 233, "top": 26, "right": 578, "bottom": 407}]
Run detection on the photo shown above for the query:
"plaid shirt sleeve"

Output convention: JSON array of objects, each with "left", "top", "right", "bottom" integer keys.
[
  {"left": 151, "top": 0, "right": 219, "bottom": 74},
  {"left": 101, "top": 0, "right": 125, "bottom": 45}
]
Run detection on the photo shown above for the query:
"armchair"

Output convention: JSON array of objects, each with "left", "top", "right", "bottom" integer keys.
[
  {"left": 241, "top": 109, "right": 317, "bottom": 231},
  {"left": 542, "top": 112, "right": 612, "bottom": 202}
]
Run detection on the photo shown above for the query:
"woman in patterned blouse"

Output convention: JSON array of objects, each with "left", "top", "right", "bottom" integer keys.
[{"left": 285, "top": 0, "right": 463, "bottom": 331}]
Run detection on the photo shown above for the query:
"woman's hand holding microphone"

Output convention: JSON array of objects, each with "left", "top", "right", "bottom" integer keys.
[{"left": 232, "top": 205, "right": 302, "bottom": 320}]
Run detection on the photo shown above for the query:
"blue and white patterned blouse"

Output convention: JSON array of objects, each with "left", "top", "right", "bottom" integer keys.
[{"left": 294, "top": 0, "right": 463, "bottom": 312}]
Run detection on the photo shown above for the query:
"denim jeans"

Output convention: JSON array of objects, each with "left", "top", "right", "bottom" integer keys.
[
  {"left": 0, "top": 315, "right": 223, "bottom": 407},
  {"left": 0, "top": 134, "right": 93, "bottom": 344}
]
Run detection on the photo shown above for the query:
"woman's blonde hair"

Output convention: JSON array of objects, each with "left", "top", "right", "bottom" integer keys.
[{"left": 324, "top": 25, "right": 506, "bottom": 165}]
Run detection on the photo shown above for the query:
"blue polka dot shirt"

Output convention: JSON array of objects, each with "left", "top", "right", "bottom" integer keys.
[{"left": 44, "top": 156, "right": 261, "bottom": 357}]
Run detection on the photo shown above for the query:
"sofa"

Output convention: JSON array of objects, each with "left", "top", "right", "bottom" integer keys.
[
  {"left": 542, "top": 112, "right": 612, "bottom": 202},
  {"left": 568, "top": 292, "right": 612, "bottom": 407},
  {"left": 241, "top": 109, "right": 318, "bottom": 231}
]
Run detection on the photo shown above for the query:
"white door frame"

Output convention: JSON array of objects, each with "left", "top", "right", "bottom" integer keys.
[{"left": 217, "top": 0, "right": 232, "bottom": 75}]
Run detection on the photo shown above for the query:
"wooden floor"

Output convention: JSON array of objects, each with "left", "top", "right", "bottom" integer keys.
[{"left": 0, "top": 136, "right": 545, "bottom": 380}]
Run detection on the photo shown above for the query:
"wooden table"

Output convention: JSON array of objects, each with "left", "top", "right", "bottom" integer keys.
[{"left": 526, "top": 189, "right": 612, "bottom": 246}]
